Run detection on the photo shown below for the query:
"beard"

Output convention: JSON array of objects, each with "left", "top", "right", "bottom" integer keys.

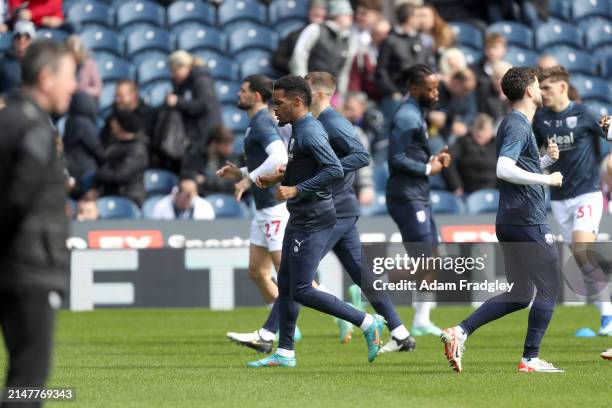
[
  {"left": 419, "top": 95, "right": 437, "bottom": 110},
  {"left": 237, "top": 100, "right": 252, "bottom": 110}
]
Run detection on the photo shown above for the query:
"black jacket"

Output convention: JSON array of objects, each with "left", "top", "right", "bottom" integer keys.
[
  {"left": 443, "top": 134, "right": 497, "bottom": 193},
  {"left": 375, "top": 28, "right": 433, "bottom": 97},
  {"left": 181, "top": 142, "right": 239, "bottom": 197},
  {"left": 100, "top": 99, "right": 155, "bottom": 148},
  {"left": 172, "top": 66, "right": 222, "bottom": 146},
  {"left": 63, "top": 91, "right": 104, "bottom": 179},
  {"left": 272, "top": 27, "right": 304, "bottom": 75},
  {"left": 0, "top": 49, "right": 21, "bottom": 96},
  {"left": 96, "top": 137, "right": 149, "bottom": 205},
  {"left": 0, "top": 92, "right": 69, "bottom": 293}
]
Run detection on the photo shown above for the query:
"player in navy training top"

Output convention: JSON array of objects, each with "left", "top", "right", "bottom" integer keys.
[
  {"left": 246, "top": 76, "right": 386, "bottom": 368},
  {"left": 533, "top": 66, "right": 612, "bottom": 337},
  {"left": 442, "top": 67, "right": 566, "bottom": 373}
]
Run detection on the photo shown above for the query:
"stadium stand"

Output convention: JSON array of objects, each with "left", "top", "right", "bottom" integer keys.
[
  {"left": 97, "top": 196, "right": 141, "bottom": 219},
  {"left": 204, "top": 193, "right": 249, "bottom": 219}
]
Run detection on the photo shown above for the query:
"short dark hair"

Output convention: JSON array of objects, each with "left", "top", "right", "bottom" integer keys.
[
  {"left": 21, "top": 40, "right": 72, "bottom": 86},
  {"left": 396, "top": 3, "right": 416, "bottom": 24},
  {"left": 273, "top": 75, "right": 312, "bottom": 107},
  {"left": 538, "top": 65, "right": 570, "bottom": 85},
  {"left": 207, "top": 125, "right": 234, "bottom": 146},
  {"left": 358, "top": 0, "right": 383, "bottom": 12},
  {"left": 484, "top": 32, "right": 507, "bottom": 48},
  {"left": 304, "top": 71, "right": 337, "bottom": 93},
  {"left": 403, "top": 63, "right": 434, "bottom": 87},
  {"left": 500, "top": 67, "right": 538, "bottom": 102},
  {"left": 244, "top": 74, "right": 273, "bottom": 103}
]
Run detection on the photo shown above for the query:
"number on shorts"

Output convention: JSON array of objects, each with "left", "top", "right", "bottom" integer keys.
[
  {"left": 576, "top": 204, "right": 592, "bottom": 219},
  {"left": 265, "top": 220, "right": 282, "bottom": 238}
]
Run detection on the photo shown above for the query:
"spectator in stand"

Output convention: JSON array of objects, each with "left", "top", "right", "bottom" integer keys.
[
  {"left": 272, "top": 0, "right": 327, "bottom": 76},
  {"left": 375, "top": 3, "right": 433, "bottom": 121},
  {"left": 443, "top": 113, "right": 497, "bottom": 196},
  {"left": 96, "top": 110, "right": 149, "bottom": 205},
  {"left": 0, "top": 20, "right": 34, "bottom": 95},
  {"left": 477, "top": 60, "right": 511, "bottom": 123},
  {"left": 537, "top": 54, "right": 558, "bottom": 70},
  {"left": 9, "top": 0, "right": 64, "bottom": 28},
  {"left": 66, "top": 35, "right": 102, "bottom": 100},
  {"left": 76, "top": 197, "right": 99, "bottom": 221},
  {"left": 429, "top": 0, "right": 487, "bottom": 28},
  {"left": 290, "top": 0, "right": 358, "bottom": 100},
  {"left": 437, "top": 68, "right": 478, "bottom": 140},
  {"left": 151, "top": 178, "right": 216, "bottom": 220},
  {"left": 182, "top": 125, "right": 239, "bottom": 197},
  {"left": 354, "top": 0, "right": 384, "bottom": 51},
  {"left": 101, "top": 80, "right": 155, "bottom": 148},
  {"left": 63, "top": 91, "right": 103, "bottom": 185},
  {"left": 416, "top": 3, "right": 455, "bottom": 56},
  {"left": 343, "top": 91, "right": 386, "bottom": 161},
  {"left": 473, "top": 32, "right": 507, "bottom": 93},
  {"left": 165, "top": 50, "right": 222, "bottom": 147},
  {"left": 0, "top": 0, "right": 8, "bottom": 32},
  {"left": 348, "top": 18, "right": 391, "bottom": 102}
]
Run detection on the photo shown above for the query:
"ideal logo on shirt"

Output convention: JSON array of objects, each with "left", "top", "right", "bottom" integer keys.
[{"left": 548, "top": 132, "right": 575, "bottom": 151}]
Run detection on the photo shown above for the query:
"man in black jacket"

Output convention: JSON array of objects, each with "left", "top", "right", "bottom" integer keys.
[
  {"left": 0, "top": 40, "right": 77, "bottom": 406},
  {"left": 0, "top": 20, "right": 35, "bottom": 96},
  {"left": 96, "top": 110, "right": 149, "bottom": 205}
]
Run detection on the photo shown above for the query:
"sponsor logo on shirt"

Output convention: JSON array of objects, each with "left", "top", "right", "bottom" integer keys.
[{"left": 548, "top": 132, "right": 575, "bottom": 151}]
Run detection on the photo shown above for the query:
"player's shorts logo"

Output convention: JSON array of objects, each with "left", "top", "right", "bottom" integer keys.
[
  {"left": 544, "top": 233, "right": 554, "bottom": 245},
  {"left": 566, "top": 116, "right": 577, "bottom": 129},
  {"left": 293, "top": 238, "right": 304, "bottom": 253},
  {"left": 416, "top": 210, "right": 426, "bottom": 223}
]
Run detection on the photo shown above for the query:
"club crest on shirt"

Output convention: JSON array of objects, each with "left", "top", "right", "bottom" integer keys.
[
  {"left": 566, "top": 116, "right": 577, "bottom": 129},
  {"left": 416, "top": 210, "right": 426, "bottom": 223}
]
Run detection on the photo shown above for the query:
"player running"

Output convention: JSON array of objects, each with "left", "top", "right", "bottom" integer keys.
[
  {"left": 217, "top": 75, "right": 293, "bottom": 352},
  {"left": 441, "top": 67, "right": 565, "bottom": 373},
  {"left": 246, "top": 75, "right": 385, "bottom": 368},
  {"left": 386, "top": 64, "right": 451, "bottom": 337},
  {"left": 533, "top": 66, "right": 612, "bottom": 337}
]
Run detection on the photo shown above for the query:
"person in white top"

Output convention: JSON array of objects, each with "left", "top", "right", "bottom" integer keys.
[{"left": 151, "top": 178, "right": 215, "bottom": 220}]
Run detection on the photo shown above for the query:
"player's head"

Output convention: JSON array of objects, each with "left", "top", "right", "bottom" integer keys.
[
  {"left": 404, "top": 63, "right": 439, "bottom": 109},
  {"left": 272, "top": 75, "right": 312, "bottom": 126},
  {"left": 238, "top": 75, "right": 273, "bottom": 111},
  {"left": 21, "top": 40, "right": 77, "bottom": 115},
  {"left": 305, "top": 71, "right": 336, "bottom": 109},
  {"left": 500, "top": 66, "right": 541, "bottom": 107},
  {"left": 538, "top": 65, "right": 570, "bottom": 108}
]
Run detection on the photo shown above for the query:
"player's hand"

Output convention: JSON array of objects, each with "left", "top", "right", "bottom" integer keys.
[
  {"left": 275, "top": 186, "right": 298, "bottom": 201},
  {"left": 255, "top": 165, "right": 286, "bottom": 188},
  {"left": 429, "top": 156, "right": 444, "bottom": 175},
  {"left": 600, "top": 115, "right": 611, "bottom": 134},
  {"left": 234, "top": 177, "right": 252, "bottom": 202},
  {"left": 215, "top": 161, "right": 242, "bottom": 180},
  {"left": 547, "top": 140, "right": 559, "bottom": 161},
  {"left": 437, "top": 146, "right": 451, "bottom": 168},
  {"left": 549, "top": 172, "right": 563, "bottom": 187},
  {"left": 358, "top": 186, "right": 375, "bottom": 206}
]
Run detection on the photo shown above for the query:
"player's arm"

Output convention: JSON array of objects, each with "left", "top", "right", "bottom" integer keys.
[
  {"left": 328, "top": 121, "right": 370, "bottom": 172},
  {"left": 497, "top": 156, "right": 561, "bottom": 186},
  {"left": 539, "top": 139, "right": 559, "bottom": 168},
  {"left": 389, "top": 118, "right": 442, "bottom": 176},
  {"left": 244, "top": 139, "right": 288, "bottom": 183}
]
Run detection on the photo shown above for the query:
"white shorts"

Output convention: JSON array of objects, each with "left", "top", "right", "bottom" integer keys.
[
  {"left": 249, "top": 203, "right": 289, "bottom": 252},
  {"left": 551, "top": 191, "right": 603, "bottom": 242}
]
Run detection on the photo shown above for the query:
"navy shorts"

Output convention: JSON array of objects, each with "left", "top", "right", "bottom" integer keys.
[{"left": 386, "top": 197, "right": 439, "bottom": 256}]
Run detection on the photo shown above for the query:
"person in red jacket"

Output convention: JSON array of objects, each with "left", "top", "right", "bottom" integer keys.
[{"left": 9, "top": 0, "right": 64, "bottom": 28}]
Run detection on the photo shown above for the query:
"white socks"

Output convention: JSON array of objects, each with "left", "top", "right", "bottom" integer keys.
[
  {"left": 258, "top": 328, "right": 275, "bottom": 342},
  {"left": 454, "top": 326, "right": 468, "bottom": 342},
  {"left": 360, "top": 314, "right": 373, "bottom": 331},
  {"left": 391, "top": 325, "right": 410, "bottom": 340},
  {"left": 598, "top": 300, "right": 612, "bottom": 317},
  {"left": 413, "top": 301, "right": 434, "bottom": 327},
  {"left": 276, "top": 348, "right": 295, "bottom": 358}
]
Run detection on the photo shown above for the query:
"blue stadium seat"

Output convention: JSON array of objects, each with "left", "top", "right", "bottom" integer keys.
[
  {"left": 167, "top": 0, "right": 215, "bottom": 30},
  {"left": 548, "top": 47, "right": 597, "bottom": 75},
  {"left": 360, "top": 193, "right": 388, "bottom": 217},
  {"left": 238, "top": 51, "right": 280, "bottom": 79},
  {"left": 137, "top": 56, "right": 171, "bottom": 86},
  {"left": 141, "top": 195, "right": 165, "bottom": 219},
  {"left": 600, "top": 53, "right": 612, "bottom": 78},
  {"left": 97, "top": 196, "right": 140, "bottom": 219},
  {"left": 194, "top": 51, "right": 240, "bottom": 82},
  {"left": 572, "top": 0, "right": 611, "bottom": 22},
  {"left": 275, "top": 20, "right": 305, "bottom": 39},
  {"left": 458, "top": 46, "right": 482, "bottom": 65},
  {"left": 430, "top": 190, "right": 463, "bottom": 214},
  {"left": 98, "top": 83, "right": 116, "bottom": 116},
  {"left": 584, "top": 19, "right": 612, "bottom": 50},
  {"left": 125, "top": 27, "right": 172, "bottom": 64},
  {"left": 570, "top": 74, "right": 612, "bottom": 103},
  {"left": 94, "top": 55, "right": 132, "bottom": 82},
  {"left": 67, "top": 1, "right": 112, "bottom": 30},
  {"left": 141, "top": 80, "right": 173, "bottom": 107},
  {"left": 0, "top": 32, "right": 11, "bottom": 54},
  {"left": 175, "top": 24, "right": 225, "bottom": 55},
  {"left": 504, "top": 46, "right": 539, "bottom": 66},
  {"left": 144, "top": 169, "right": 179, "bottom": 196},
  {"left": 81, "top": 28, "right": 123, "bottom": 58},
  {"left": 466, "top": 189, "right": 500, "bottom": 214},
  {"left": 63, "top": 0, "right": 79, "bottom": 15},
  {"left": 269, "top": 0, "right": 308, "bottom": 25},
  {"left": 218, "top": 0, "right": 267, "bottom": 28},
  {"left": 228, "top": 23, "right": 278, "bottom": 55},
  {"left": 486, "top": 21, "right": 534, "bottom": 49},
  {"left": 549, "top": 0, "right": 571, "bottom": 20},
  {"left": 115, "top": 0, "right": 165, "bottom": 31},
  {"left": 536, "top": 22, "right": 582, "bottom": 50},
  {"left": 214, "top": 80, "right": 241, "bottom": 105},
  {"left": 204, "top": 194, "right": 248, "bottom": 218},
  {"left": 584, "top": 101, "right": 612, "bottom": 117},
  {"left": 373, "top": 164, "right": 389, "bottom": 193},
  {"left": 450, "top": 22, "right": 483, "bottom": 50},
  {"left": 36, "top": 28, "right": 69, "bottom": 42},
  {"left": 222, "top": 106, "right": 249, "bottom": 134}
]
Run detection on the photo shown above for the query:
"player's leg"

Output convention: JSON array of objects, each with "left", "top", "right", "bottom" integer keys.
[
  {"left": 330, "top": 217, "right": 415, "bottom": 352},
  {"left": 248, "top": 244, "right": 277, "bottom": 304}
]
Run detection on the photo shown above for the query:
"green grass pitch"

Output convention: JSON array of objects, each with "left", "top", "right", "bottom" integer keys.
[{"left": 1, "top": 306, "right": 610, "bottom": 407}]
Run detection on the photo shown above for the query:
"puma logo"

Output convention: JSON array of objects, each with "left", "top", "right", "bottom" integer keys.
[
  {"left": 293, "top": 239, "right": 304, "bottom": 253},
  {"left": 294, "top": 239, "right": 304, "bottom": 247}
]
